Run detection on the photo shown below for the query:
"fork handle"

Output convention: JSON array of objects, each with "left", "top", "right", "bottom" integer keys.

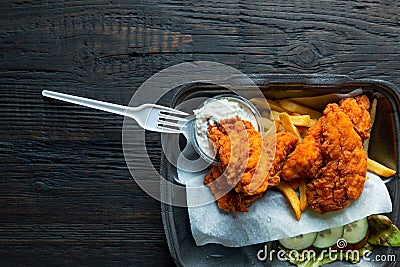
[{"left": 42, "top": 90, "right": 129, "bottom": 117}]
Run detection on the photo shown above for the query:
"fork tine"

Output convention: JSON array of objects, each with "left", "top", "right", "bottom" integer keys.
[
  {"left": 157, "top": 120, "right": 185, "bottom": 133},
  {"left": 158, "top": 119, "right": 186, "bottom": 128},
  {"left": 158, "top": 113, "right": 189, "bottom": 122},
  {"left": 157, "top": 125, "right": 183, "bottom": 133},
  {"left": 157, "top": 106, "right": 189, "bottom": 116}
]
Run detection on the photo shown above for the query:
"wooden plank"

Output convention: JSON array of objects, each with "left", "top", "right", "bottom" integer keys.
[{"left": 0, "top": 0, "right": 399, "bottom": 265}]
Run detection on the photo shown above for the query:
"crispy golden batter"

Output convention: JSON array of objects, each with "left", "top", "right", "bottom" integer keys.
[
  {"left": 207, "top": 117, "right": 261, "bottom": 188},
  {"left": 339, "top": 95, "right": 371, "bottom": 140},
  {"left": 280, "top": 96, "right": 371, "bottom": 214},
  {"left": 204, "top": 117, "right": 298, "bottom": 213},
  {"left": 280, "top": 120, "right": 323, "bottom": 181},
  {"left": 204, "top": 165, "right": 264, "bottom": 213},
  {"left": 307, "top": 104, "right": 367, "bottom": 213}
]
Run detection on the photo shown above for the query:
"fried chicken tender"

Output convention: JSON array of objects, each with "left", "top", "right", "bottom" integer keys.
[
  {"left": 207, "top": 118, "right": 261, "bottom": 188},
  {"left": 204, "top": 165, "right": 264, "bottom": 213},
  {"left": 239, "top": 131, "right": 298, "bottom": 196},
  {"left": 339, "top": 95, "right": 371, "bottom": 140},
  {"left": 308, "top": 104, "right": 368, "bottom": 213},
  {"left": 280, "top": 95, "right": 371, "bottom": 214},
  {"left": 280, "top": 120, "right": 323, "bottom": 181},
  {"left": 204, "top": 117, "right": 298, "bottom": 213}
]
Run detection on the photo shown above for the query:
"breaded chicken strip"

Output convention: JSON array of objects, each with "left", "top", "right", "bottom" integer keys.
[
  {"left": 280, "top": 120, "right": 323, "bottom": 181},
  {"left": 339, "top": 95, "right": 371, "bottom": 140},
  {"left": 204, "top": 165, "right": 264, "bottom": 213},
  {"left": 204, "top": 117, "right": 298, "bottom": 213},
  {"left": 307, "top": 104, "right": 367, "bottom": 213},
  {"left": 207, "top": 117, "right": 260, "bottom": 188},
  {"left": 280, "top": 95, "right": 371, "bottom": 214},
  {"left": 239, "top": 131, "right": 298, "bottom": 195}
]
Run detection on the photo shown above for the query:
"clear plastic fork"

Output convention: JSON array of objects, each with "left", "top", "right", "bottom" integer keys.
[{"left": 42, "top": 90, "right": 189, "bottom": 133}]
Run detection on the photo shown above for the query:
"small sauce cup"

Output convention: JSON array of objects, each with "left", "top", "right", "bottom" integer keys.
[{"left": 191, "top": 94, "right": 264, "bottom": 165}]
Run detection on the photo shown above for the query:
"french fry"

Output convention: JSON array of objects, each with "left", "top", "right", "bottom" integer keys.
[
  {"left": 367, "top": 158, "right": 396, "bottom": 177},
  {"left": 250, "top": 98, "right": 290, "bottom": 113},
  {"left": 274, "top": 121, "right": 282, "bottom": 133},
  {"left": 278, "top": 99, "right": 322, "bottom": 119},
  {"left": 271, "top": 110, "right": 281, "bottom": 121},
  {"left": 261, "top": 110, "right": 272, "bottom": 120},
  {"left": 370, "top": 98, "right": 378, "bottom": 126},
  {"left": 273, "top": 112, "right": 311, "bottom": 127},
  {"left": 288, "top": 114, "right": 311, "bottom": 127},
  {"left": 264, "top": 128, "right": 275, "bottom": 137},
  {"left": 276, "top": 181, "right": 302, "bottom": 220},
  {"left": 250, "top": 98, "right": 269, "bottom": 110},
  {"left": 279, "top": 112, "right": 301, "bottom": 140},
  {"left": 299, "top": 178, "right": 307, "bottom": 211},
  {"left": 364, "top": 98, "right": 377, "bottom": 153},
  {"left": 308, "top": 118, "right": 318, "bottom": 127},
  {"left": 260, "top": 117, "right": 274, "bottom": 132},
  {"left": 287, "top": 179, "right": 300, "bottom": 190},
  {"left": 268, "top": 100, "right": 288, "bottom": 113}
]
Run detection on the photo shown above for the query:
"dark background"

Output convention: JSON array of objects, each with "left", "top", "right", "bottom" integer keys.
[{"left": 1, "top": 0, "right": 400, "bottom": 266}]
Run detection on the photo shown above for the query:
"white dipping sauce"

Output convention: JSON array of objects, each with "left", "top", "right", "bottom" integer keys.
[{"left": 193, "top": 97, "right": 258, "bottom": 159}]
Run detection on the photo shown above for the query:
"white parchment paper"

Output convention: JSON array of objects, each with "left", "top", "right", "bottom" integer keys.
[{"left": 180, "top": 169, "right": 392, "bottom": 247}]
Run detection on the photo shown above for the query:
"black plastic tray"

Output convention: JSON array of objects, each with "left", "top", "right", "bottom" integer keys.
[{"left": 160, "top": 74, "right": 400, "bottom": 267}]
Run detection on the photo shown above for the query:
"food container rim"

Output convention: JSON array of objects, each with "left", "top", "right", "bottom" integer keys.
[{"left": 161, "top": 74, "right": 400, "bottom": 267}]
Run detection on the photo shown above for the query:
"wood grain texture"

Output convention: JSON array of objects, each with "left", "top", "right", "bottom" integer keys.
[{"left": 1, "top": 0, "right": 400, "bottom": 265}]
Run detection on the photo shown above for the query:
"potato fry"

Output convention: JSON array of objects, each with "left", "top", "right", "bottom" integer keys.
[
  {"left": 288, "top": 114, "right": 311, "bottom": 127},
  {"left": 250, "top": 98, "right": 269, "bottom": 110},
  {"left": 364, "top": 98, "right": 377, "bottom": 153},
  {"left": 273, "top": 112, "right": 311, "bottom": 127},
  {"left": 268, "top": 100, "right": 288, "bottom": 113},
  {"left": 276, "top": 181, "right": 302, "bottom": 220},
  {"left": 271, "top": 110, "right": 281, "bottom": 121},
  {"left": 261, "top": 110, "right": 273, "bottom": 120},
  {"left": 370, "top": 98, "right": 378, "bottom": 126},
  {"left": 250, "top": 98, "right": 289, "bottom": 113},
  {"left": 287, "top": 179, "right": 300, "bottom": 190},
  {"left": 279, "top": 112, "right": 301, "bottom": 140},
  {"left": 367, "top": 158, "right": 396, "bottom": 177},
  {"left": 260, "top": 117, "right": 274, "bottom": 131},
  {"left": 264, "top": 128, "right": 275, "bottom": 136},
  {"left": 308, "top": 118, "right": 318, "bottom": 127},
  {"left": 274, "top": 121, "right": 282, "bottom": 132},
  {"left": 299, "top": 178, "right": 307, "bottom": 212},
  {"left": 278, "top": 99, "right": 322, "bottom": 119}
]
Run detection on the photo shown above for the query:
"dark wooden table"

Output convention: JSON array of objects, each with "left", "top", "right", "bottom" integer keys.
[{"left": 1, "top": 1, "right": 400, "bottom": 266}]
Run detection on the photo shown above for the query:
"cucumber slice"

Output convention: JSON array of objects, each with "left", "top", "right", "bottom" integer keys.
[
  {"left": 279, "top": 232, "right": 318, "bottom": 250},
  {"left": 342, "top": 217, "right": 369, "bottom": 244},
  {"left": 312, "top": 226, "right": 344, "bottom": 249}
]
